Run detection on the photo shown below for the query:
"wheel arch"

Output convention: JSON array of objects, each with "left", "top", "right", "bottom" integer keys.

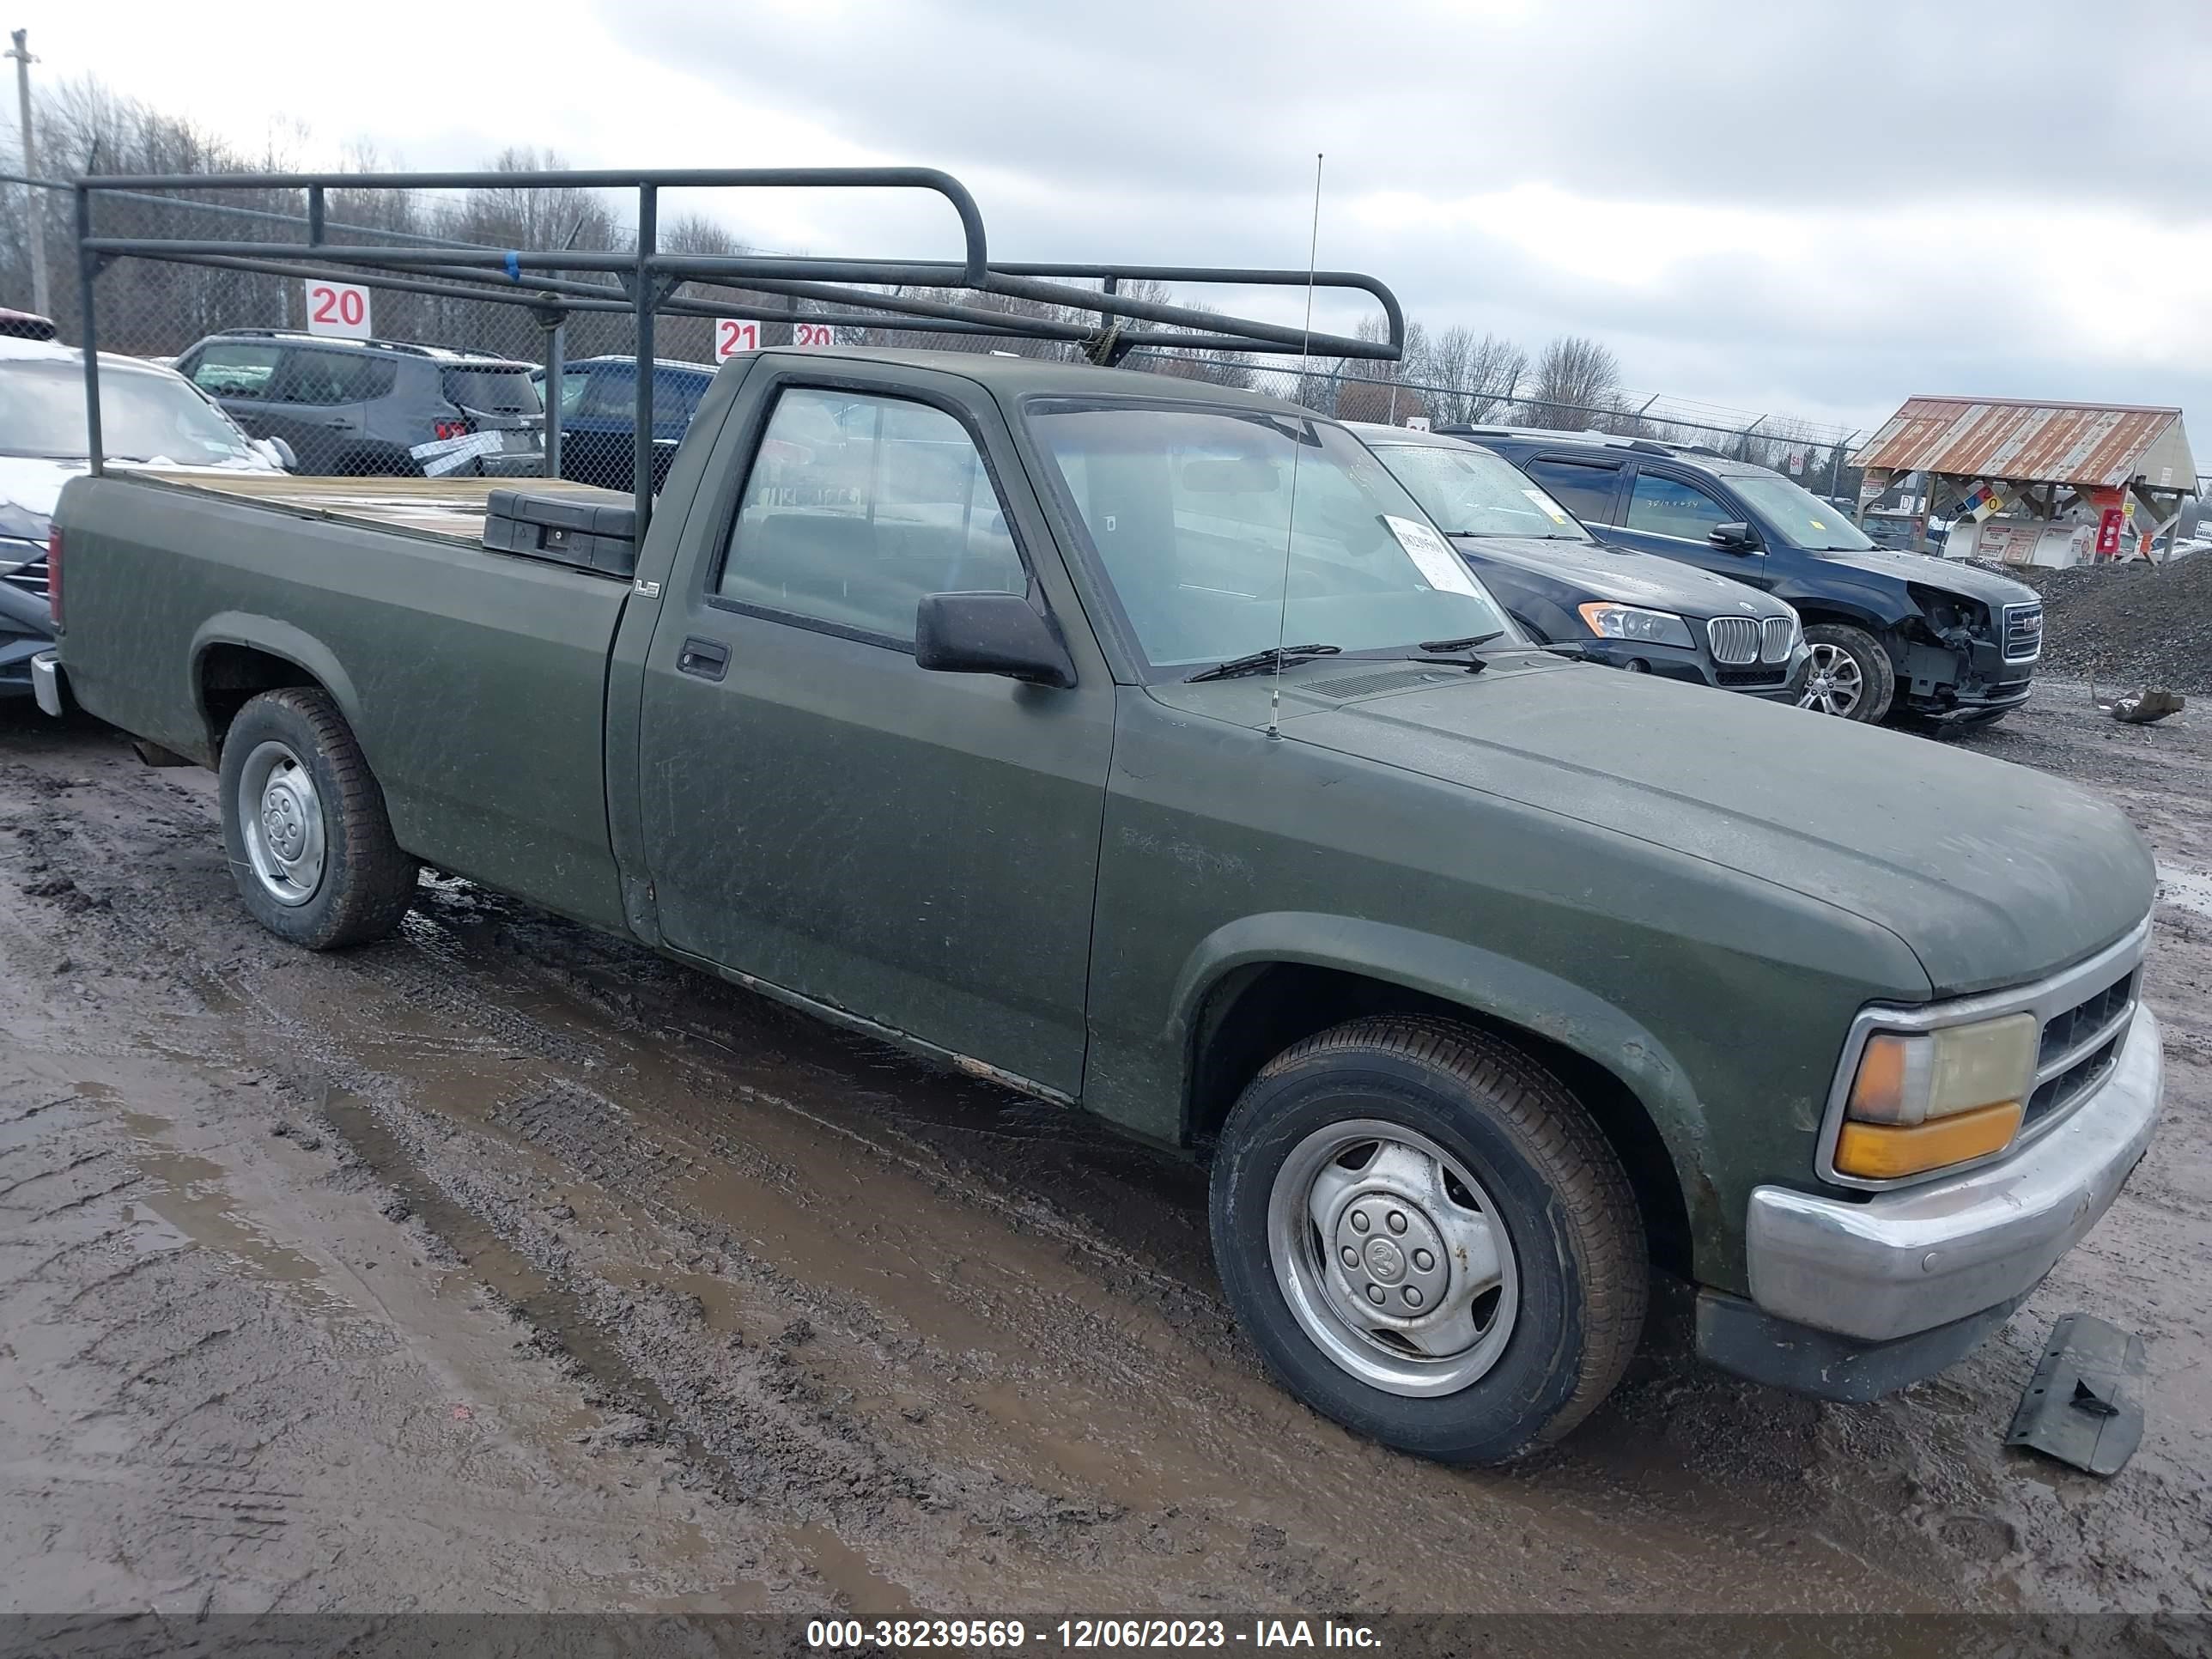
[
  {"left": 1173, "top": 916, "right": 1701, "bottom": 1278},
  {"left": 191, "top": 617, "right": 366, "bottom": 763},
  {"left": 1783, "top": 587, "right": 1910, "bottom": 638}
]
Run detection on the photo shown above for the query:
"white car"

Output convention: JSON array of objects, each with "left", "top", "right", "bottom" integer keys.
[{"left": 0, "top": 336, "right": 290, "bottom": 697}]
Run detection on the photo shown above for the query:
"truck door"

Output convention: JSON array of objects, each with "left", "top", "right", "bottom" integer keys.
[{"left": 631, "top": 364, "right": 1114, "bottom": 1098}]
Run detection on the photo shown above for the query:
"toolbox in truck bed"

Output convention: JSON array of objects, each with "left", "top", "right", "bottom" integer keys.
[{"left": 482, "top": 488, "right": 638, "bottom": 578}]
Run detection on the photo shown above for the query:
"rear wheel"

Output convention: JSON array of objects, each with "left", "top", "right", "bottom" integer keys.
[
  {"left": 1209, "top": 1016, "right": 1647, "bottom": 1465},
  {"left": 1796, "top": 623, "right": 1894, "bottom": 721},
  {"left": 218, "top": 688, "right": 417, "bottom": 949}
]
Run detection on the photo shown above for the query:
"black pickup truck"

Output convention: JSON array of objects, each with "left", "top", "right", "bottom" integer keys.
[{"left": 1441, "top": 428, "right": 2044, "bottom": 726}]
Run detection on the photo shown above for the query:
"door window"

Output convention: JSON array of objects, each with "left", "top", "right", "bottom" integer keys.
[
  {"left": 269, "top": 349, "right": 390, "bottom": 407},
  {"left": 718, "top": 387, "right": 1027, "bottom": 645},
  {"left": 1522, "top": 458, "right": 1621, "bottom": 524},
  {"left": 1626, "top": 473, "right": 1735, "bottom": 541},
  {"left": 185, "top": 342, "right": 283, "bottom": 402}
]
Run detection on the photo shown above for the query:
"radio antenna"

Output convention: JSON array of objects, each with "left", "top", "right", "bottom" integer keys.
[{"left": 1267, "top": 153, "right": 1325, "bottom": 743}]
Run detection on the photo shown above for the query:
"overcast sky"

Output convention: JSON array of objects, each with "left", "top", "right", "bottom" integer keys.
[{"left": 15, "top": 0, "right": 2211, "bottom": 453}]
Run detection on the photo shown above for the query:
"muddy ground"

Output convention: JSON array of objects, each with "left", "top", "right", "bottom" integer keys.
[{"left": 0, "top": 684, "right": 2207, "bottom": 1620}]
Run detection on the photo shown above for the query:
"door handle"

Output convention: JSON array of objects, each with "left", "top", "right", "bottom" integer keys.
[{"left": 677, "top": 637, "right": 729, "bottom": 682}]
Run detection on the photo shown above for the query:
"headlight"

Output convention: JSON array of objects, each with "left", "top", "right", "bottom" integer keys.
[
  {"left": 1577, "top": 602, "right": 1694, "bottom": 649},
  {"left": 1832, "top": 1012, "right": 2037, "bottom": 1179}
]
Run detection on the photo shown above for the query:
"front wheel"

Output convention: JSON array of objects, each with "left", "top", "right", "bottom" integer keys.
[
  {"left": 1796, "top": 623, "right": 1895, "bottom": 721},
  {"left": 1209, "top": 1017, "right": 1647, "bottom": 1465},
  {"left": 218, "top": 687, "right": 418, "bottom": 949}
]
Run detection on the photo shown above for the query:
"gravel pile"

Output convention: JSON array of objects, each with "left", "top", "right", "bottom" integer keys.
[{"left": 1989, "top": 556, "right": 2212, "bottom": 692}]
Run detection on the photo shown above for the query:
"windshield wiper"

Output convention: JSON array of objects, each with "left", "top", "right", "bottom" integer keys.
[
  {"left": 1396, "top": 629, "right": 1510, "bottom": 675},
  {"left": 1185, "top": 643, "right": 1342, "bottom": 683},
  {"left": 1417, "top": 631, "right": 1506, "bottom": 653}
]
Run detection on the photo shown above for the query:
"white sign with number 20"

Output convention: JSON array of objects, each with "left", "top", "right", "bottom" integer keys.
[{"left": 304, "top": 280, "right": 372, "bottom": 339}]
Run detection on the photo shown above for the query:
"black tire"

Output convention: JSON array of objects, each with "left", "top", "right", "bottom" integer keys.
[
  {"left": 1797, "top": 623, "right": 1894, "bottom": 722},
  {"left": 1209, "top": 1016, "right": 1646, "bottom": 1466},
  {"left": 217, "top": 687, "right": 417, "bottom": 950}
]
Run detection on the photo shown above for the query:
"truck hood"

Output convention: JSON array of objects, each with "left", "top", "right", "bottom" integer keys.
[
  {"left": 1450, "top": 535, "right": 1790, "bottom": 619},
  {"left": 1804, "top": 544, "right": 2040, "bottom": 608},
  {"left": 1267, "top": 659, "right": 2153, "bottom": 994}
]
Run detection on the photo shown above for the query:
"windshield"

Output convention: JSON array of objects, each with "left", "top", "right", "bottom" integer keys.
[
  {"left": 1730, "top": 471, "right": 1874, "bottom": 551},
  {"left": 441, "top": 367, "right": 542, "bottom": 415},
  {"left": 1030, "top": 401, "right": 1516, "bottom": 677},
  {"left": 0, "top": 358, "right": 263, "bottom": 465},
  {"left": 1368, "top": 441, "right": 1591, "bottom": 541}
]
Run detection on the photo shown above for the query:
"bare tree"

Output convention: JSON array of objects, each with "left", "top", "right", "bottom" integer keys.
[
  {"left": 1525, "top": 335, "right": 1622, "bottom": 428},
  {"left": 1418, "top": 325, "right": 1527, "bottom": 424}
]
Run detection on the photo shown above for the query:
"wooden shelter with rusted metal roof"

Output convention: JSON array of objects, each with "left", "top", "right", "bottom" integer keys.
[{"left": 1850, "top": 396, "right": 2196, "bottom": 567}]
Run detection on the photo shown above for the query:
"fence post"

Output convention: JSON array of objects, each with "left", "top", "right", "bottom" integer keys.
[
  {"left": 544, "top": 311, "right": 564, "bottom": 481},
  {"left": 76, "top": 183, "right": 100, "bottom": 476},
  {"left": 632, "top": 183, "right": 657, "bottom": 536},
  {"left": 8, "top": 31, "right": 48, "bottom": 317}
]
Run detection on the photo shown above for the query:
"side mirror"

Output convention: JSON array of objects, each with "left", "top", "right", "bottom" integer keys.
[
  {"left": 915, "top": 592, "right": 1075, "bottom": 689},
  {"left": 1709, "top": 520, "right": 1759, "bottom": 552},
  {"left": 261, "top": 436, "right": 297, "bottom": 471}
]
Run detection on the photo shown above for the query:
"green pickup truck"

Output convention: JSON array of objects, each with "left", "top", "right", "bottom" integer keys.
[{"left": 38, "top": 348, "right": 2164, "bottom": 1463}]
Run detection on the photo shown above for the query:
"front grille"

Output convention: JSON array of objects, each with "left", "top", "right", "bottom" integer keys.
[
  {"left": 1706, "top": 616, "right": 1760, "bottom": 664},
  {"left": 2026, "top": 1036, "right": 2122, "bottom": 1128},
  {"left": 2025, "top": 967, "right": 2137, "bottom": 1130},
  {"left": 1, "top": 556, "right": 46, "bottom": 596},
  {"left": 2002, "top": 602, "right": 2044, "bottom": 663},
  {"left": 2040, "top": 969, "right": 2135, "bottom": 1066},
  {"left": 1716, "top": 666, "right": 1789, "bottom": 687},
  {"left": 1760, "top": 615, "right": 1795, "bottom": 663}
]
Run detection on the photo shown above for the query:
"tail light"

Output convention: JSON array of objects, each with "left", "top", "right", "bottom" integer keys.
[
  {"left": 433, "top": 417, "right": 471, "bottom": 441},
  {"left": 46, "top": 526, "right": 60, "bottom": 628}
]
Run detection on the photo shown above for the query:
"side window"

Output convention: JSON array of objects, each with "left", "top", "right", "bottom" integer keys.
[
  {"left": 718, "top": 387, "right": 1026, "bottom": 645},
  {"left": 552, "top": 368, "right": 594, "bottom": 416},
  {"left": 187, "top": 342, "right": 283, "bottom": 402},
  {"left": 1522, "top": 458, "right": 1620, "bottom": 524},
  {"left": 576, "top": 369, "right": 635, "bottom": 420},
  {"left": 1626, "top": 473, "right": 1734, "bottom": 541},
  {"left": 269, "top": 349, "right": 385, "bottom": 407}
]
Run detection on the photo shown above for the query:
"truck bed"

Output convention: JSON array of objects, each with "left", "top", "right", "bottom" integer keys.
[
  {"left": 53, "top": 471, "right": 635, "bottom": 933},
  {"left": 138, "top": 471, "right": 617, "bottom": 544}
]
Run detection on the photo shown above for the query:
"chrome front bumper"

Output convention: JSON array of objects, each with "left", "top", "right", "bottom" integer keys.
[
  {"left": 30, "top": 649, "right": 64, "bottom": 718},
  {"left": 1746, "top": 1006, "right": 2163, "bottom": 1343}
]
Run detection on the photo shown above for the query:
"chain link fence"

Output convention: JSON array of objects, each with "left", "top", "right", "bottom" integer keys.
[
  {"left": 5, "top": 173, "right": 1864, "bottom": 503},
  {"left": 1122, "top": 350, "right": 1867, "bottom": 502}
]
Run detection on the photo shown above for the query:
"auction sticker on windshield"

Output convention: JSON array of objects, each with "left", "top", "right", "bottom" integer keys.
[
  {"left": 1522, "top": 488, "right": 1571, "bottom": 525},
  {"left": 1383, "top": 514, "right": 1481, "bottom": 598}
]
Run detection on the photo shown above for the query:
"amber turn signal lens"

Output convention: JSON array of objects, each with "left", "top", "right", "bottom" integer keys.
[
  {"left": 1833, "top": 1100, "right": 2022, "bottom": 1180},
  {"left": 1848, "top": 1032, "right": 1918, "bottom": 1122}
]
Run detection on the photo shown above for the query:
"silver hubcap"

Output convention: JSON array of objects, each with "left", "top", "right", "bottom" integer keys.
[
  {"left": 237, "top": 741, "right": 326, "bottom": 907},
  {"left": 1796, "top": 641, "right": 1864, "bottom": 716},
  {"left": 1267, "top": 1120, "right": 1519, "bottom": 1398}
]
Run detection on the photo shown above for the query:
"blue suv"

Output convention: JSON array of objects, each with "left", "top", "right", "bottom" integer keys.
[
  {"left": 1442, "top": 428, "right": 2043, "bottom": 726},
  {"left": 537, "top": 356, "right": 719, "bottom": 494}
]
